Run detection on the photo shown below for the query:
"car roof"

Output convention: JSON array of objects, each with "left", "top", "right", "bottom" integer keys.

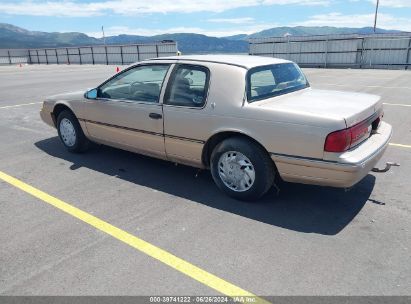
[{"left": 149, "top": 54, "right": 291, "bottom": 69}]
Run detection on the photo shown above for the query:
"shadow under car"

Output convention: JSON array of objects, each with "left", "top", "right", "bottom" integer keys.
[{"left": 35, "top": 137, "right": 376, "bottom": 236}]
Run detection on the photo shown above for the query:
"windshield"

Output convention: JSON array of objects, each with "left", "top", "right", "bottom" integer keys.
[{"left": 247, "top": 63, "right": 309, "bottom": 102}]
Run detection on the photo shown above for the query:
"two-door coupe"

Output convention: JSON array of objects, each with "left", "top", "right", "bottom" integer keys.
[{"left": 40, "top": 55, "right": 392, "bottom": 200}]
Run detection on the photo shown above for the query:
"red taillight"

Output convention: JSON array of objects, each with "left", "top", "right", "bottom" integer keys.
[
  {"left": 324, "top": 129, "right": 351, "bottom": 152},
  {"left": 324, "top": 120, "right": 372, "bottom": 152},
  {"left": 350, "top": 121, "right": 371, "bottom": 147}
]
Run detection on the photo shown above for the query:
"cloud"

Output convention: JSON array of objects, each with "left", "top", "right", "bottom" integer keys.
[
  {"left": 87, "top": 26, "right": 206, "bottom": 37},
  {"left": 207, "top": 17, "right": 255, "bottom": 24},
  {"left": 370, "top": 0, "right": 411, "bottom": 8},
  {"left": 297, "top": 12, "right": 411, "bottom": 31},
  {"left": 0, "top": 0, "right": 330, "bottom": 17},
  {"left": 86, "top": 23, "right": 280, "bottom": 38}
]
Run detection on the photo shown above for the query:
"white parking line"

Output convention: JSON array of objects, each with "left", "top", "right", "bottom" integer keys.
[
  {"left": 0, "top": 102, "right": 42, "bottom": 109},
  {"left": 390, "top": 143, "right": 411, "bottom": 149},
  {"left": 0, "top": 68, "right": 104, "bottom": 74},
  {"left": 311, "top": 75, "right": 395, "bottom": 80},
  {"left": 314, "top": 83, "right": 411, "bottom": 90},
  {"left": 383, "top": 103, "right": 411, "bottom": 107}
]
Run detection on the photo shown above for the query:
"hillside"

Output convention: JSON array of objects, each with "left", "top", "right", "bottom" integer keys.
[
  {"left": 0, "top": 23, "right": 100, "bottom": 48},
  {"left": 225, "top": 26, "right": 402, "bottom": 40},
  {"left": 104, "top": 33, "right": 248, "bottom": 53},
  {"left": 0, "top": 23, "right": 403, "bottom": 53},
  {"left": 0, "top": 23, "right": 248, "bottom": 53}
]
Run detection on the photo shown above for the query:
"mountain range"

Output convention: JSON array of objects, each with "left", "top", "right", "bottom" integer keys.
[{"left": 0, "top": 23, "right": 403, "bottom": 53}]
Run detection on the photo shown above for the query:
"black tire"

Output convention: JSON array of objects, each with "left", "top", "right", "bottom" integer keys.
[
  {"left": 56, "top": 110, "right": 89, "bottom": 153},
  {"left": 210, "top": 137, "right": 275, "bottom": 201}
]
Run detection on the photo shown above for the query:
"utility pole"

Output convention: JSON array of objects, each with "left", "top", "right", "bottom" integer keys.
[
  {"left": 102, "top": 26, "right": 106, "bottom": 45},
  {"left": 373, "top": 0, "right": 380, "bottom": 33}
]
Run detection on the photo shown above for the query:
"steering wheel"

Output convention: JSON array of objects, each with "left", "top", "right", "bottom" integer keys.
[
  {"left": 130, "top": 81, "right": 144, "bottom": 87},
  {"left": 129, "top": 81, "right": 144, "bottom": 94}
]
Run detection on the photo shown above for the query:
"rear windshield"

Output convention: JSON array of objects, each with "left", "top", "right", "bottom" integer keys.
[{"left": 247, "top": 63, "right": 309, "bottom": 102}]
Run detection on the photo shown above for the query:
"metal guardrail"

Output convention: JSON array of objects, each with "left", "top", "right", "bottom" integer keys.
[
  {"left": 249, "top": 33, "right": 411, "bottom": 69},
  {"left": 0, "top": 42, "right": 178, "bottom": 65}
]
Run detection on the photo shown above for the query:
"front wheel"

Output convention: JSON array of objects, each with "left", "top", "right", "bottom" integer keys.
[
  {"left": 57, "top": 110, "right": 89, "bottom": 153},
  {"left": 210, "top": 137, "right": 275, "bottom": 201}
]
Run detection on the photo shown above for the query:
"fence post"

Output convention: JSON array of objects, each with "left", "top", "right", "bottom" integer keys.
[
  {"left": 155, "top": 44, "right": 159, "bottom": 58},
  {"left": 66, "top": 48, "right": 70, "bottom": 64},
  {"left": 369, "top": 38, "right": 373, "bottom": 68},
  {"left": 79, "top": 48, "right": 82, "bottom": 65},
  {"left": 359, "top": 38, "right": 365, "bottom": 68},
  {"left": 287, "top": 37, "right": 290, "bottom": 60},
  {"left": 137, "top": 45, "right": 140, "bottom": 62},
  {"left": 406, "top": 38, "right": 411, "bottom": 70},
  {"left": 7, "top": 50, "right": 12, "bottom": 65},
  {"left": 324, "top": 38, "right": 328, "bottom": 68},
  {"left": 36, "top": 50, "right": 40, "bottom": 64},
  {"left": 105, "top": 46, "right": 108, "bottom": 65},
  {"left": 120, "top": 45, "right": 124, "bottom": 65},
  {"left": 28, "top": 49, "right": 32, "bottom": 64},
  {"left": 271, "top": 42, "right": 274, "bottom": 58},
  {"left": 55, "top": 48, "right": 59, "bottom": 64},
  {"left": 45, "top": 49, "right": 49, "bottom": 64},
  {"left": 91, "top": 47, "right": 95, "bottom": 65}
]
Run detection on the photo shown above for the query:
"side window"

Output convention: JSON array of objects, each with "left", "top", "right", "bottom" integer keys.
[
  {"left": 250, "top": 69, "right": 276, "bottom": 98},
  {"left": 164, "top": 65, "right": 209, "bottom": 108},
  {"left": 98, "top": 64, "right": 170, "bottom": 103}
]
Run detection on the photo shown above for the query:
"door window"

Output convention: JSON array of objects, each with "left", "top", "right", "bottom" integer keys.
[
  {"left": 164, "top": 65, "right": 209, "bottom": 107},
  {"left": 98, "top": 64, "right": 170, "bottom": 103}
]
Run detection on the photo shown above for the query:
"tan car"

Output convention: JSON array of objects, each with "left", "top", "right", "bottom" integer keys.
[{"left": 40, "top": 55, "right": 392, "bottom": 200}]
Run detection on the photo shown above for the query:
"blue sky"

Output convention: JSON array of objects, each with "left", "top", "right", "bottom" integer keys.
[{"left": 0, "top": 0, "right": 410, "bottom": 37}]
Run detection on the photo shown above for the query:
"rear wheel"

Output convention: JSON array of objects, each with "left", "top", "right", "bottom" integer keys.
[
  {"left": 57, "top": 110, "right": 89, "bottom": 153},
  {"left": 210, "top": 137, "right": 275, "bottom": 201}
]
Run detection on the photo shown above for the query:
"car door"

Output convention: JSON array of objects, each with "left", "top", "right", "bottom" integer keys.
[
  {"left": 162, "top": 64, "right": 211, "bottom": 167},
  {"left": 84, "top": 63, "right": 172, "bottom": 159}
]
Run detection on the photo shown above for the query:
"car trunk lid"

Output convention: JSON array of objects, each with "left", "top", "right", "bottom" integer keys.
[{"left": 254, "top": 88, "right": 382, "bottom": 128}]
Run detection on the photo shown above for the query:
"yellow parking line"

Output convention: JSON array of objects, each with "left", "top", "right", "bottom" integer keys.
[
  {"left": 383, "top": 103, "right": 411, "bottom": 107},
  {"left": 0, "top": 170, "right": 268, "bottom": 303},
  {"left": 0, "top": 102, "right": 42, "bottom": 109},
  {"left": 389, "top": 143, "right": 411, "bottom": 149}
]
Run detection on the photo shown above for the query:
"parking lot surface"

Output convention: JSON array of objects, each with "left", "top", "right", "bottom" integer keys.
[{"left": 0, "top": 64, "right": 410, "bottom": 296}]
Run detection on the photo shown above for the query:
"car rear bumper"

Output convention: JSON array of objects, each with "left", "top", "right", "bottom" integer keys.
[{"left": 271, "top": 121, "right": 392, "bottom": 188}]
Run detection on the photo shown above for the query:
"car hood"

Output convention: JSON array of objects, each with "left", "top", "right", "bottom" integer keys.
[
  {"left": 255, "top": 88, "right": 382, "bottom": 127},
  {"left": 45, "top": 90, "right": 86, "bottom": 102}
]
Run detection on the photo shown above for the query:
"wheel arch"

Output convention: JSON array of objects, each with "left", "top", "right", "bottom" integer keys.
[
  {"left": 52, "top": 103, "right": 76, "bottom": 127},
  {"left": 201, "top": 130, "right": 273, "bottom": 168}
]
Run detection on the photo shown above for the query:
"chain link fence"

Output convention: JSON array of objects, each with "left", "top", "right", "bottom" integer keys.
[
  {"left": 0, "top": 42, "right": 178, "bottom": 65},
  {"left": 249, "top": 33, "right": 411, "bottom": 69}
]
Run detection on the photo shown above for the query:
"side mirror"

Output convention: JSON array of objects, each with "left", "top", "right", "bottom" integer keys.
[{"left": 85, "top": 88, "right": 98, "bottom": 99}]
